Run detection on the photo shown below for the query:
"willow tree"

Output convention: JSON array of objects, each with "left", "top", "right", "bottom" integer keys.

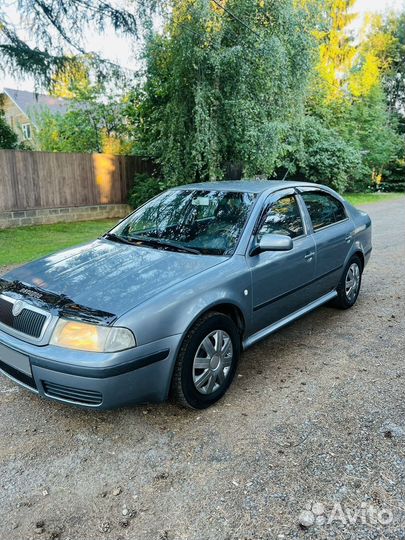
[{"left": 138, "top": 0, "right": 314, "bottom": 183}]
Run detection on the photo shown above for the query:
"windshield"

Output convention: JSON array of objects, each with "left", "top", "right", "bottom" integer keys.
[{"left": 109, "top": 189, "right": 257, "bottom": 256}]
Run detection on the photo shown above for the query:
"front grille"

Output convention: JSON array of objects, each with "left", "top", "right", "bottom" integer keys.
[
  {"left": 0, "top": 359, "right": 37, "bottom": 390},
  {"left": 42, "top": 381, "right": 103, "bottom": 405},
  {"left": 0, "top": 297, "right": 47, "bottom": 338}
]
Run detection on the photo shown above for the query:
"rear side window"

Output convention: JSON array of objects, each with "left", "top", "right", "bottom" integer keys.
[
  {"left": 258, "top": 195, "right": 304, "bottom": 239},
  {"left": 301, "top": 192, "right": 346, "bottom": 231}
]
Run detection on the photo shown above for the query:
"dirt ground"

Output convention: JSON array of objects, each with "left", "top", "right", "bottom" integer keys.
[{"left": 0, "top": 198, "right": 404, "bottom": 540}]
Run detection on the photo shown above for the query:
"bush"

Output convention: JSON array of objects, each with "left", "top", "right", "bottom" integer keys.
[
  {"left": 377, "top": 158, "right": 405, "bottom": 192},
  {"left": 378, "top": 181, "right": 405, "bottom": 192},
  {"left": 0, "top": 109, "right": 19, "bottom": 149},
  {"left": 128, "top": 173, "right": 164, "bottom": 209},
  {"left": 297, "top": 117, "right": 364, "bottom": 193}
]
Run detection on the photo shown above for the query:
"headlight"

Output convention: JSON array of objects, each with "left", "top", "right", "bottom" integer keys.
[{"left": 50, "top": 319, "right": 136, "bottom": 352}]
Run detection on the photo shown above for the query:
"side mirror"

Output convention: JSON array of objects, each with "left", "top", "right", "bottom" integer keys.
[{"left": 252, "top": 233, "right": 293, "bottom": 255}]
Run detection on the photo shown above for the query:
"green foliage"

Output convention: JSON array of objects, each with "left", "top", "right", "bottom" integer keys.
[
  {"left": 373, "top": 11, "right": 405, "bottom": 120},
  {"left": 37, "top": 109, "right": 99, "bottom": 153},
  {"left": 304, "top": 2, "right": 404, "bottom": 191},
  {"left": 0, "top": 0, "right": 147, "bottom": 86},
  {"left": 377, "top": 157, "right": 405, "bottom": 192},
  {"left": 336, "top": 86, "right": 403, "bottom": 185},
  {"left": 136, "top": 0, "right": 403, "bottom": 192},
  {"left": 292, "top": 117, "right": 363, "bottom": 192},
  {"left": 128, "top": 173, "right": 164, "bottom": 209},
  {"left": 3, "top": 0, "right": 404, "bottom": 196},
  {"left": 308, "top": 82, "right": 403, "bottom": 191},
  {"left": 0, "top": 107, "right": 19, "bottom": 149},
  {"left": 138, "top": 0, "right": 314, "bottom": 183},
  {"left": 36, "top": 90, "right": 138, "bottom": 154},
  {"left": 49, "top": 56, "right": 93, "bottom": 99}
]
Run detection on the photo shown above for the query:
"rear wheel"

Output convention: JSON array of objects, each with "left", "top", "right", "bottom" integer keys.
[
  {"left": 171, "top": 312, "right": 240, "bottom": 409},
  {"left": 331, "top": 255, "right": 363, "bottom": 309}
]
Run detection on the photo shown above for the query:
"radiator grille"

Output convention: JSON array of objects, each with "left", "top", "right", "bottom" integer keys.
[
  {"left": 42, "top": 381, "right": 103, "bottom": 405},
  {"left": 0, "top": 297, "right": 47, "bottom": 339}
]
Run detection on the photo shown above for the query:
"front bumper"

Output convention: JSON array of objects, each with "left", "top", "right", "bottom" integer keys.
[{"left": 0, "top": 330, "right": 181, "bottom": 409}]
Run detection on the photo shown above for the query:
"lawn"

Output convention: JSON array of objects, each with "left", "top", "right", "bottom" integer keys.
[
  {"left": 344, "top": 192, "right": 404, "bottom": 206},
  {"left": 0, "top": 219, "right": 118, "bottom": 267}
]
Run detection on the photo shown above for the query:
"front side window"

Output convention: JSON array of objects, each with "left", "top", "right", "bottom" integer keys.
[
  {"left": 110, "top": 189, "right": 257, "bottom": 256},
  {"left": 301, "top": 191, "right": 346, "bottom": 231},
  {"left": 258, "top": 195, "right": 304, "bottom": 239}
]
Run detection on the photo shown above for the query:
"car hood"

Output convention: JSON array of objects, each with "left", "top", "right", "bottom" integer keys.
[{"left": 3, "top": 239, "right": 226, "bottom": 317}]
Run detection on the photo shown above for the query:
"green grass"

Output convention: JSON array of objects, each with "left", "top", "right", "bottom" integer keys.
[
  {"left": 344, "top": 192, "right": 404, "bottom": 206},
  {"left": 0, "top": 219, "right": 117, "bottom": 267}
]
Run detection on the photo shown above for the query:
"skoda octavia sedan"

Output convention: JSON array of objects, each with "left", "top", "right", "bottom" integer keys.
[{"left": 0, "top": 181, "right": 372, "bottom": 410}]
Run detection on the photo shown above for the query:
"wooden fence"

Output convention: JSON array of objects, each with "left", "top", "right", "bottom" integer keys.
[{"left": 0, "top": 150, "right": 154, "bottom": 212}]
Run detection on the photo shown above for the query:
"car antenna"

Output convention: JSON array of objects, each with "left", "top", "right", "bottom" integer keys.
[{"left": 282, "top": 167, "right": 290, "bottom": 181}]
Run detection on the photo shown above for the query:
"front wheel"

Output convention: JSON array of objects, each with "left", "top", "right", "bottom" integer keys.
[
  {"left": 170, "top": 312, "right": 240, "bottom": 409},
  {"left": 331, "top": 255, "right": 363, "bottom": 309}
]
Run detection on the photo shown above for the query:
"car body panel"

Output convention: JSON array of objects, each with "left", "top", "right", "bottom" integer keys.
[
  {"left": 246, "top": 188, "right": 317, "bottom": 332},
  {"left": 116, "top": 254, "right": 252, "bottom": 345},
  {"left": 308, "top": 219, "right": 355, "bottom": 297},
  {"left": 248, "top": 234, "right": 317, "bottom": 333},
  {"left": 5, "top": 239, "right": 226, "bottom": 317},
  {"left": 0, "top": 180, "right": 372, "bottom": 409}
]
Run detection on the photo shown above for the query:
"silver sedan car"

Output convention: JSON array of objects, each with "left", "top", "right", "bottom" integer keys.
[{"left": 0, "top": 181, "right": 372, "bottom": 410}]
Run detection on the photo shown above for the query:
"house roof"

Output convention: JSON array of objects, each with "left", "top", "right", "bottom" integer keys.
[{"left": 3, "top": 88, "right": 74, "bottom": 126}]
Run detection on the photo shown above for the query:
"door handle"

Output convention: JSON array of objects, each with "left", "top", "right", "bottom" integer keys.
[
  {"left": 304, "top": 251, "right": 315, "bottom": 261},
  {"left": 345, "top": 234, "right": 352, "bottom": 243}
]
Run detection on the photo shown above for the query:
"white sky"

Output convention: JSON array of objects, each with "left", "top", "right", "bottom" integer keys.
[
  {"left": 350, "top": 0, "right": 404, "bottom": 30},
  {"left": 1, "top": 0, "right": 404, "bottom": 93}
]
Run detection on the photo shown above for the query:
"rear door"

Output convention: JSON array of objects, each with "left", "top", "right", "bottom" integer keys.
[
  {"left": 298, "top": 189, "right": 355, "bottom": 297},
  {"left": 248, "top": 189, "right": 317, "bottom": 333}
]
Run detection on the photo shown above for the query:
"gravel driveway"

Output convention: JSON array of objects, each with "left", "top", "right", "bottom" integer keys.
[{"left": 0, "top": 198, "right": 404, "bottom": 540}]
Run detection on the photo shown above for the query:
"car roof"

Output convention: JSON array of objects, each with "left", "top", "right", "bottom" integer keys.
[{"left": 176, "top": 180, "right": 321, "bottom": 194}]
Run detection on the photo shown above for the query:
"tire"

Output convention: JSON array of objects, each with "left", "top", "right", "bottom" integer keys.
[
  {"left": 170, "top": 312, "right": 241, "bottom": 409},
  {"left": 331, "top": 255, "right": 363, "bottom": 309}
]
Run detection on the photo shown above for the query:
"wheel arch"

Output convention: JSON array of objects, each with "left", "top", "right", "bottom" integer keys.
[
  {"left": 352, "top": 249, "right": 365, "bottom": 271},
  {"left": 185, "top": 302, "right": 246, "bottom": 339},
  {"left": 169, "top": 301, "right": 244, "bottom": 407},
  {"left": 343, "top": 247, "right": 365, "bottom": 277},
  {"left": 164, "top": 300, "right": 247, "bottom": 400}
]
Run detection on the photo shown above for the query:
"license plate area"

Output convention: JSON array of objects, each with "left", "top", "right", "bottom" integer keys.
[{"left": 0, "top": 342, "right": 31, "bottom": 376}]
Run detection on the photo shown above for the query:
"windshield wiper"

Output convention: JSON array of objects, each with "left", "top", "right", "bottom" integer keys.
[
  {"left": 129, "top": 235, "right": 201, "bottom": 255},
  {"left": 103, "top": 233, "right": 135, "bottom": 246}
]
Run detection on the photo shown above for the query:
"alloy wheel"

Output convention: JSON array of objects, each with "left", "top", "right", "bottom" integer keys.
[
  {"left": 192, "top": 330, "right": 233, "bottom": 395},
  {"left": 345, "top": 262, "right": 361, "bottom": 302}
]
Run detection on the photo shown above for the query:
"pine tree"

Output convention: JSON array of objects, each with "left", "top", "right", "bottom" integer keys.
[{"left": 0, "top": 0, "right": 151, "bottom": 86}]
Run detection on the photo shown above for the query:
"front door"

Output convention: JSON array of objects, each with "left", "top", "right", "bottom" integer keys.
[{"left": 248, "top": 190, "right": 316, "bottom": 334}]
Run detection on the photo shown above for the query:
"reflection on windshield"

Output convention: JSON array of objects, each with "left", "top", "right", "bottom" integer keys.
[{"left": 110, "top": 189, "right": 257, "bottom": 256}]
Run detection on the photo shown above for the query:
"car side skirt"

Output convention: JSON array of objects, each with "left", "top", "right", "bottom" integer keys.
[{"left": 243, "top": 290, "right": 337, "bottom": 350}]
